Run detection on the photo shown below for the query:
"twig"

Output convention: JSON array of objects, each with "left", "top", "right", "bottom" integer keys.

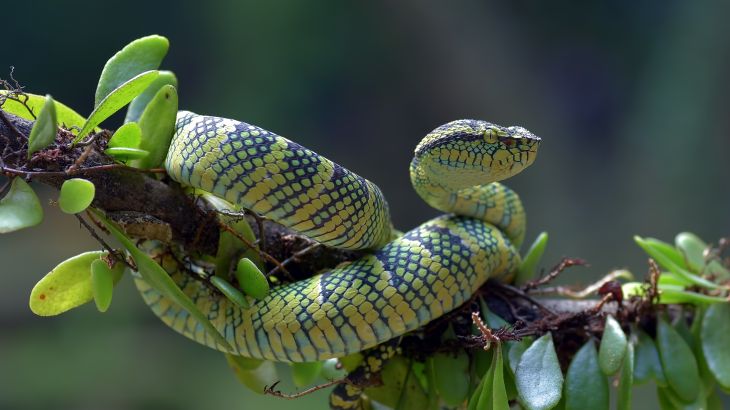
[
  {"left": 522, "top": 257, "right": 588, "bottom": 291},
  {"left": 532, "top": 269, "right": 633, "bottom": 298},
  {"left": 75, "top": 213, "right": 134, "bottom": 270},
  {"left": 217, "top": 220, "right": 291, "bottom": 279},
  {"left": 66, "top": 144, "right": 94, "bottom": 172},
  {"left": 266, "top": 242, "right": 320, "bottom": 278},
  {"left": 264, "top": 377, "right": 347, "bottom": 399}
]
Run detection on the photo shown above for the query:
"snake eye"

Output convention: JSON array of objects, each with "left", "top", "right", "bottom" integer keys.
[{"left": 483, "top": 129, "right": 498, "bottom": 144}]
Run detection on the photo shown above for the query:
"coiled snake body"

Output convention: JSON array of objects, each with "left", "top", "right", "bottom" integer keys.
[{"left": 135, "top": 111, "right": 540, "bottom": 401}]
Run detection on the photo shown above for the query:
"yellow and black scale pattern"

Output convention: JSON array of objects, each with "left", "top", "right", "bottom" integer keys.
[{"left": 136, "top": 112, "right": 540, "bottom": 408}]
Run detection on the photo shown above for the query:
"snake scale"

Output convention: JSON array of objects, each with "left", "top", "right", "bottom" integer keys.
[{"left": 134, "top": 111, "right": 540, "bottom": 407}]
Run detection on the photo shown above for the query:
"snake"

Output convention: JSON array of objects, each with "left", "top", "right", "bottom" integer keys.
[{"left": 133, "top": 111, "right": 540, "bottom": 406}]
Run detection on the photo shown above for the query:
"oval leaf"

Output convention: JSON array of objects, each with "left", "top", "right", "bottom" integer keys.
[
  {"left": 516, "top": 232, "right": 548, "bottom": 285},
  {"left": 235, "top": 258, "right": 270, "bottom": 300},
  {"left": 226, "top": 353, "right": 263, "bottom": 371},
  {"left": 617, "top": 343, "right": 634, "bottom": 410},
  {"left": 104, "top": 147, "right": 149, "bottom": 160},
  {"left": 29, "top": 251, "right": 122, "bottom": 315},
  {"left": 108, "top": 122, "right": 141, "bottom": 148},
  {"left": 656, "top": 316, "right": 700, "bottom": 403},
  {"left": 701, "top": 302, "right": 730, "bottom": 389},
  {"left": 210, "top": 276, "right": 250, "bottom": 309},
  {"left": 0, "top": 178, "right": 43, "bottom": 233},
  {"left": 90, "top": 259, "right": 115, "bottom": 312},
  {"left": 366, "top": 356, "right": 428, "bottom": 410},
  {"left": 598, "top": 315, "right": 628, "bottom": 375},
  {"left": 291, "top": 361, "right": 323, "bottom": 388},
  {"left": 95, "top": 35, "right": 169, "bottom": 107},
  {"left": 565, "top": 340, "right": 608, "bottom": 410},
  {"left": 225, "top": 354, "right": 277, "bottom": 394},
  {"left": 430, "top": 351, "right": 470, "bottom": 406},
  {"left": 125, "top": 70, "right": 178, "bottom": 123},
  {"left": 675, "top": 232, "right": 707, "bottom": 273},
  {"left": 58, "top": 178, "right": 95, "bottom": 214},
  {"left": 27, "top": 94, "right": 57, "bottom": 158},
  {"left": 515, "top": 333, "right": 564, "bottom": 410},
  {"left": 130, "top": 84, "right": 178, "bottom": 169},
  {"left": 77, "top": 70, "right": 160, "bottom": 141},
  {"left": 634, "top": 236, "right": 688, "bottom": 269},
  {"left": 633, "top": 329, "right": 667, "bottom": 386},
  {"left": 0, "top": 91, "right": 87, "bottom": 129},
  {"left": 320, "top": 358, "right": 347, "bottom": 380}
]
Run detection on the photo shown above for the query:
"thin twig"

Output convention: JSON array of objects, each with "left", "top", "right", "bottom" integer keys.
[
  {"left": 217, "top": 221, "right": 291, "bottom": 278},
  {"left": 264, "top": 377, "right": 348, "bottom": 399},
  {"left": 532, "top": 269, "right": 633, "bottom": 298},
  {"left": 75, "top": 213, "right": 134, "bottom": 270},
  {"left": 522, "top": 257, "right": 588, "bottom": 291},
  {"left": 266, "top": 242, "right": 321, "bottom": 278}
]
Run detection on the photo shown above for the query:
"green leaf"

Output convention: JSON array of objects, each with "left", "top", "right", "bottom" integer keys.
[
  {"left": 210, "top": 276, "right": 250, "bottom": 309},
  {"left": 26, "top": 94, "right": 57, "bottom": 158},
  {"left": 508, "top": 337, "right": 532, "bottom": 375},
  {"left": 0, "top": 91, "right": 87, "bottom": 129},
  {"left": 0, "top": 178, "right": 43, "bottom": 233},
  {"left": 291, "top": 361, "right": 323, "bottom": 387},
  {"left": 516, "top": 232, "right": 548, "bottom": 285},
  {"left": 675, "top": 232, "right": 708, "bottom": 273},
  {"left": 634, "top": 236, "right": 687, "bottom": 269},
  {"left": 429, "top": 351, "right": 470, "bottom": 406},
  {"left": 104, "top": 147, "right": 149, "bottom": 160},
  {"left": 565, "top": 340, "right": 608, "bottom": 410},
  {"left": 29, "top": 251, "right": 123, "bottom": 315},
  {"left": 125, "top": 70, "right": 178, "bottom": 123},
  {"left": 657, "top": 288, "right": 728, "bottom": 305},
  {"left": 701, "top": 302, "right": 730, "bottom": 389},
  {"left": 481, "top": 298, "right": 509, "bottom": 329},
  {"left": 95, "top": 35, "right": 169, "bottom": 107},
  {"left": 90, "top": 259, "right": 115, "bottom": 312},
  {"left": 633, "top": 329, "right": 667, "bottom": 386},
  {"left": 215, "top": 217, "right": 259, "bottom": 277},
  {"left": 366, "top": 356, "right": 428, "bottom": 410},
  {"left": 617, "top": 343, "right": 634, "bottom": 410},
  {"left": 515, "top": 333, "right": 563, "bottom": 410},
  {"left": 635, "top": 236, "right": 723, "bottom": 290},
  {"left": 598, "top": 315, "right": 627, "bottom": 375},
  {"left": 108, "top": 122, "right": 141, "bottom": 148},
  {"left": 77, "top": 70, "right": 160, "bottom": 141},
  {"left": 129, "top": 84, "right": 178, "bottom": 169},
  {"left": 96, "top": 212, "right": 232, "bottom": 350},
  {"left": 656, "top": 316, "right": 700, "bottom": 403},
  {"left": 658, "top": 385, "right": 708, "bottom": 410},
  {"left": 225, "top": 353, "right": 263, "bottom": 371},
  {"left": 58, "top": 178, "right": 95, "bottom": 214},
  {"left": 487, "top": 344, "right": 510, "bottom": 410},
  {"left": 225, "top": 354, "right": 276, "bottom": 394},
  {"left": 320, "top": 358, "right": 347, "bottom": 380},
  {"left": 235, "top": 258, "right": 270, "bottom": 300},
  {"left": 467, "top": 366, "right": 488, "bottom": 410}
]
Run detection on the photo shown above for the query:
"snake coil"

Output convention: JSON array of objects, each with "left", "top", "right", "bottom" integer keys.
[{"left": 135, "top": 111, "right": 540, "bottom": 407}]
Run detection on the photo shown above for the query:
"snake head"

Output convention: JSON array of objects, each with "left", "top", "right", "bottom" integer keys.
[{"left": 412, "top": 120, "right": 541, "bottom": 189}]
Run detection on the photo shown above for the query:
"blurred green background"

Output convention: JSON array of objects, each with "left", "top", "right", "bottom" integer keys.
[{"left": 2, "top": 1, "right": 729, "bottom": 409}]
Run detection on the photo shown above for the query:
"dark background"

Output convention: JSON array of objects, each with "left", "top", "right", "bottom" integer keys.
[{"left": 1, "top": 1, "right": 728, "bottom": 409}]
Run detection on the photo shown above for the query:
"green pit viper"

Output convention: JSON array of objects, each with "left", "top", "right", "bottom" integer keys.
[{"left": 134, "top": 111, "right": 540, "bottom": 409}]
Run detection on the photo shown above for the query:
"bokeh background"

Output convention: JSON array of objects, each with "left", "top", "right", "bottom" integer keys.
[{"left": 1, "top": 1, "right": 729, "bottom": 409}]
